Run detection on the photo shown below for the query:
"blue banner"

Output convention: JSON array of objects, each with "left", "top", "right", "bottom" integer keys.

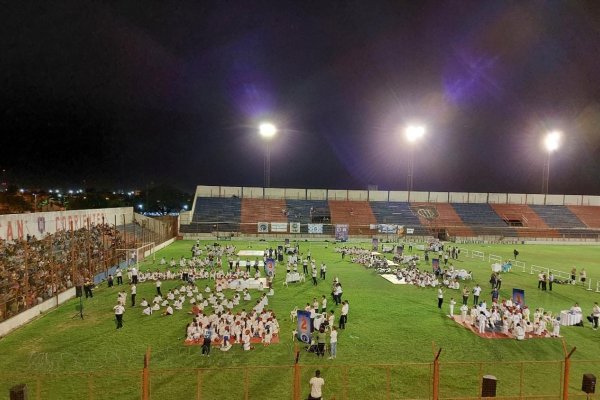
[
  {"left": 264, "top": 258, "right": 275, "bottom": 276},
  {"left": 335, "top": 224, "right": 349, "bottom": 241},
  {"left": 372, "top": 237, "right": 379, "bottom": 250},
  {"left": 296, "top": 310, "right": 312, "bottom": 343},
  {"left": 512, "top": 288, "right": 525, "bottom": 306}
]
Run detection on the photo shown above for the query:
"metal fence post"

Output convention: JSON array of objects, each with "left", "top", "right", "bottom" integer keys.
[
  {"left": 142, "top": 347, "right": 151, "bottom": 400},
  {"left": 196, "top": 369, "right": 202, "bottom": 400},
  {"left": 562, "top": 339, "right": 576, "bottom": 400},
  {"left": 244, "top": 367, "right": 249, "bottom": 400},
  {"left": 35, "top": 376, "right": 41, "bottom": 400},
  {"left": 432, "top": 345, "right": 442, "bottom": 400},
  {"left": 519, "top": 362, "right": 524, "bottom": 397},
  {"left": 87, "top": 372, "right": 94, "bottom": 400},
  {"left": 293, "top": 346, "right": 301, "bottom": 400},
  {"left": 386, "top": 366, "right": 391, "bottom": 400}
]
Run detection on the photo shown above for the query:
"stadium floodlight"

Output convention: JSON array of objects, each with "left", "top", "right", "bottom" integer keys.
[
  {"left": 404, "top": 124, "right": 426, "bottom": 198},
  {"left": 542, "top": 130, "right": 562, "bottom": 195},
  {"left": 258, "top": 122, "right": 278, "bottom": 188},
  {"left": 259, "top": 122, "right": 277, "bottom": 139},
  {"left": 405, "top": 125, "right": 425, "bottom": 143},
  {"left": 544, "top": 131, "right": 561, "bottom": 153}
]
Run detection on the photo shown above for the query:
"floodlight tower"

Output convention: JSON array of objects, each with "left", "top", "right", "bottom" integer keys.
[
  {"left": 542, "top": 131, "right": 561, "bottom": 195},
  {"left": 259, "top": 122, "right": 277, "bottom": 188},
  {"left": 405, "top": 125, "right": 426, "bottom": 200}
]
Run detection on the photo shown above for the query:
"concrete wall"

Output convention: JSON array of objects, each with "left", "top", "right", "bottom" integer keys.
[
  {"left": 0, "top": 288, "right": 76, "bottom": 337},
  {"left": 221, "top": 186, "right": 242, "bottom": 198},
  {"left": 264, "top": 188, "right": 285, "bottom": 199},
  {"left": 307, "top": 189, "right": 327, "bottom": 200},
  {"left": 328, "top": 190, "right": 347, "bottom": 200},
  {"left": 449, "top": 192, "right": 469, "bottom": 203},
  {"left": 284, "top": 188, "right": 305, "bottom": 199},
  {"left": 429, "top": 192, "right": 449, "bottom": 203},
  {"left": 583, "top": 196, "right": 600, "bottom": 206},
  {"left": 469, "top": 193, "right": 488, "bottom": 203},
  {"left": 191, "top": 185, "right": 600, "bottom": 207},
  {"left": 348, "top": 190, "right": 368, "bottom": 200},
  {"left": 369, "top": 190, "right": 388, "bottom": 201},
  {"left": 0, "top": 207, "right": 134, "bottom": 241},
  {"left": 388, "top": 191, "right": 409, "bottom": 202}
]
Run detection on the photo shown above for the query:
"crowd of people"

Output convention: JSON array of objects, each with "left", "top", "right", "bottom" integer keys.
[
  {"left": 0, "top": 223, "right": 123, "bottom": 321},
  {"left": 449, "top": 296, "right": 565, "bottom": 339}
]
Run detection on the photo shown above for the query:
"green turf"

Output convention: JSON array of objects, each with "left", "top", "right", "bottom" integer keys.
[{"left": 0, "top": 240, "right": 599, "bottom": 399}]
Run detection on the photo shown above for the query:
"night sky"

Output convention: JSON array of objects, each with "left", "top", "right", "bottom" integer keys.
[{"left": 2, "top": 1, "right": 600, "bottom": 194}]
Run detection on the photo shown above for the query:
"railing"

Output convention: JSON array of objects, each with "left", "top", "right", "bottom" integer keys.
[
  {"left": 179, "top": 221, "right": 600, "bottom": 241},
  {"left": 2, "top": 354, "right": 598, "bottom": 399}
]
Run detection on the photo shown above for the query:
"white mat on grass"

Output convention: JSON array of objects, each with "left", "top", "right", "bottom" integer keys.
[
  {"left": 237, "top": 250, "right": 266, "bottom": 256},
  {"left": 381, "top": 274, "right": 407, "bottom": 285}
]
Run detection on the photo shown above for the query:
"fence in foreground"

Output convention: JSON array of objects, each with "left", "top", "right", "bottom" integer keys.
[{"left": 1, "top": 351, "right": 598, "bottom": 399}]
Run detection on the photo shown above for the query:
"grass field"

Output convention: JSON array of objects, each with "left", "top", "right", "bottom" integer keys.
[{"left": 1, "top": 239, "right": 599, "bottom": 399}]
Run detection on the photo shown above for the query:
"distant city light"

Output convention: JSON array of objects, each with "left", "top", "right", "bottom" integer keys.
[
  {"left": 68, "top": 190, "right": 73, "bottom": 194},
  {"left": 405, "top": 125, "right": 426, "bottom": 143},
  {"left": 259, "top": 122, "right": 277, "bottom": 139},
  {"left": 138, "top": 204, "right": 143, "bottom": 210},
  {"left": 544, "top": 131, "right": 561, "bottom": 152},
  {"left": 19, "top": 188, "right": 24, "bottom": 193},
  {"left": 183, "top": 205, "right": 188, "bottom": 210}
]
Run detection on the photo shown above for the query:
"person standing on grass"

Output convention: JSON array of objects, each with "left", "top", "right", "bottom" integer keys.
[
  {"left": 312, "top": 266, "right": 318, "bottom": 286},
  {"left": 437, "top": 288, "right": 444, "bottom": 309},
  {"left": 113, "top": 301, "right": 125, "bottom": 329},
  {"left": 462, "top": 287, "right": 470, "bottom": 306},
  {"left": 340, "top": 301, "right": 348, "bottom": 329},
  {"left": 156, "top": 279, "right": 162, "bottom": 297},
  {"left": 570, "top": 267, "right": 577, "bottom": 285},
  {"left": 548, "top": 272, "right": 554, "bottom": 291},
  {"left": 131, "top": 266, "right": 138, "bottom": 284},
  {"left": 328, "top": 326, "right": 338, "bottom": 359},
  {"left": 592, "top": 302, "right": 600, "bottom": 330},
  {"left": 130, "top": 284, "right": 136, "bottom": 307},
  {"left": 116, "top": 268, "right": 123, "bottom": 285},
  {"left": 449, "top": 297, "right": 456, "bottom": 317},
  {"left": 316, "top": 327, "right": 326, "bottom": 358},
  {"left": 308, "top": 370, "right": 325, "bottom": 400},
  {"left": 321, "top": 295, "right": 327, "bottom": 313},
  {"left": 201, "top": 324, "right": 213, "bottom": 356},
  {"left": 473, "top": 284, "right": 481, "bottom": 305}
]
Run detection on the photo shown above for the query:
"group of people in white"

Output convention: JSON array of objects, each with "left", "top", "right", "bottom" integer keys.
[
  {"left": 185, "top": 295, "right": 280, "bottom": 352},
  {"left": 448, "top": 296, "right": 563, "bottom": 340}
]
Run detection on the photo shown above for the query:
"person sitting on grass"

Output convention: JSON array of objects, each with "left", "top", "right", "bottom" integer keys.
[
  {"left": 162, "top": 303, "right": 173, "bottom": 316},
  {"left": 142, "top": 304, "right": 152, "bottom": 316},
  {"left": 514, "top": 323, "right": 525, "bottom": 340}
]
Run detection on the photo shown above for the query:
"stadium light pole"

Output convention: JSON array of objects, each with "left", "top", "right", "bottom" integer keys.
[
  {"left": 542, "top": 131, "right": 561, "bottom": 196},
  {"left": 259, "top": 122, "right": 277, "bottom": 188},
  {"left": 405, "top": 125, "right": 426, "bottom": 201}
]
